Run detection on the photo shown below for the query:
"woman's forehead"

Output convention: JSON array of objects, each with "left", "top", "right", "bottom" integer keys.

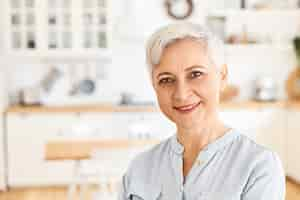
[{"left": 154, "top": 40, "right": 212, "bottom": 73}]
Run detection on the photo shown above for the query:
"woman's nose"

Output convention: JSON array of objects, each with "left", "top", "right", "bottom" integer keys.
[{"left": 173, "top": 82, "right": 191, "bottom": 102}]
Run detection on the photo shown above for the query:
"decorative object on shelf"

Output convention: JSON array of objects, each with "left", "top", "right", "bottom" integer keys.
[
  {"left": 119, "top": 92, "right": 134, "bottom": 105},
  {"left": 98, "top": 31, "right": 107, "bottom": 48},
  {"left": 286, "top": 37, "right": 300, "bottom": 100},
  {"left": 220, "top": 84, "right": 239, "bottom": 102},
  {"left": 206, "top": 16, "right": 226, "bottom": 42},
  {"left": 12, "top": 31, "right": 21, "bottom": 49},
  {"left": 165, "top": 0, "right": 194, "bottom": 20},
  {"left": 48, "top": 31, "right": 58, "bottom": 49},
  {"left": 26, "top": 31, "right": 36, "bottom": 49},
  {"left": 241, "top": 0, "right": 246, "bottom": 9},
  {"left": 40, "top": 67, "right": 62, "bottom": 92},
  {"left": 226, "top": 24, "right": 258, "bottom": 44},
  {"left": 70, "top": 63, "right": 96, "bottom": 96},
  {"left": 20, "top": 86, "right": 42, "bottom": 106},
  {"left": 253, "top": 76, "right": 278, "bottom": 102},
  {"left": 247, "top": 0, "right": 292, "bottom": 10},
  {"left": 246, "top": 0, "right": 271, "bottom": 10}
]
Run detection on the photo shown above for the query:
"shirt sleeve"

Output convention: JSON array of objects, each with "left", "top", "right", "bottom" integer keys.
[{"left": 241, "top": 151, "right": 286, "bottom": 200}]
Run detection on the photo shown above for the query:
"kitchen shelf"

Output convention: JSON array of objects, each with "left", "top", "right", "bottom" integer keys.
[{"left": 208, "top": 9, "right": 300, "bottom": 17}]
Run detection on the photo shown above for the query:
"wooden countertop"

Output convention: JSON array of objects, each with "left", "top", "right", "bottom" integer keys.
[
  {"left": 286, "top": 100, "right": 300, "bottom": 110},
  {"left": 6, "top": 100, "right": 288, "bottom": 114},
  {"left": 45, "top": 139, "right": 159, "bottom": 160},
  {"left": 6, "top": 104, "right": 159, "bottom": 113}
]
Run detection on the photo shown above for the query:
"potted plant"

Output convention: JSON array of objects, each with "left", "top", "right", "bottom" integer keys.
[
  {"left": 286, "top": 37, "right": 300, "bottom": 100},
  {"left": 294, "top": 37, "right": 300, "bottom": 65}
]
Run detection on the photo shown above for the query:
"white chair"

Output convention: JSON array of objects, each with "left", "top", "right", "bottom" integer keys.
[{"left": 67, "top": 146, "right": 143, "bottom": 200}]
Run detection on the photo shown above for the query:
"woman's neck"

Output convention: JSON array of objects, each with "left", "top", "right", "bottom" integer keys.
[{"left": 176, "top": 119, "right": 229, "bottom": 154}]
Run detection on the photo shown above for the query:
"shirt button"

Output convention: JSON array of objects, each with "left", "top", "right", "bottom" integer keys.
[
  {"left": 197, "top": 160, "right": 202, "bottom": 166},
  {"left": 180, "top": 185, "right": 184, "bottom": 192}
]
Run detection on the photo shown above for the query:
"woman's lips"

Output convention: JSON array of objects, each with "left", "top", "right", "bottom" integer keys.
[{"left": 173, "top": 102, "right": 201, "bottom": 113}]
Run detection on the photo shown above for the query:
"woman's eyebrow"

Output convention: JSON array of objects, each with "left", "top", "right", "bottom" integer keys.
[
  {"left": 157, "top": 72, "right": 173, "bottom": 79},
  {"left": 185, "top": 65, "right": 207, "bottom": 71}
]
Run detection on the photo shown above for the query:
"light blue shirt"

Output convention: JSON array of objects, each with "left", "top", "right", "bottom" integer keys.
[{"left": 118, "top": 128, "right": 285, "bottom": 200}]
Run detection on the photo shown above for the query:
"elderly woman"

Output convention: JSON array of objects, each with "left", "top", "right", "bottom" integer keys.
[{"left": 118, "top": 23, "right": 285, "bottom": 199}]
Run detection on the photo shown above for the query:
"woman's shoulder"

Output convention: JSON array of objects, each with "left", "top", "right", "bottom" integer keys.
[
  {"left": 233, "top": 130, "right": 286, "bottom": 198},
  {"left": 231, "top": 129, "right": 284, "bottom": 173},
  {"left": 234, "top": 130, "right": 277, "bottom": 156}
]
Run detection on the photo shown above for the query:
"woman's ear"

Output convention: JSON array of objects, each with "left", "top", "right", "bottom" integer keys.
[{"left": 219, "top": 64, "right": 228, "bottom": 91}]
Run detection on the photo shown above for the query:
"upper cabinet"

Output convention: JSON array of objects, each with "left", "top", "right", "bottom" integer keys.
[{"left": 2, "top": 0, "right": 111, "bottom": 58}]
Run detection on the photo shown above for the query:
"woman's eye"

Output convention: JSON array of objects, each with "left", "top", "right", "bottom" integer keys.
[
  {"left": 190, "top": 71, "right": 203, "bottom": 78},
  {"left": 159, "top": 77, "right": 174, "bottom": 85}
]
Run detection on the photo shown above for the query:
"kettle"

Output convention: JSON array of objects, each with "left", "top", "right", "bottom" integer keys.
[{"left": 253, "top": 76, "right": 278, "bottom": 102}]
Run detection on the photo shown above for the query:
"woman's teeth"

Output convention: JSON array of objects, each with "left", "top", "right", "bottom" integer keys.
[{"left": 174, "top": 102, "right": 200, "bottom": 112}]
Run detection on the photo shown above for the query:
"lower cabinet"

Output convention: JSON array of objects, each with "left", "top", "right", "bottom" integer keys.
[
  {"left": 255, "top": 108, "right": 287, "bottom": 170},
  {"left": 286, "top": 110, "right": 300, "bottom": 182},
  {"left": 0, "top": 116, "right": 6, "bottom": 190},
  {"left": 6, "top": 113, "right": 76, "bottom": 187},
  {"left": 5, "top": 107, "right": 290, "bottom": 187}
]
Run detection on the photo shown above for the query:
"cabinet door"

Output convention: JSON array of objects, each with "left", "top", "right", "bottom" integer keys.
[
  {"left": 255, "top": 108, "right": 287, "bottom": 171},
  {"left": 220, "top": 109, "right": 260, "bottom": 140},
  {"left": 3, "top": 0, "right": 111, "bottom": 55},
  {"left": 0, "top": 116, "right": 6, "bottom": 190},
  {"left": 6, "top": 113, "right": 76, "bottom": 187},
  {"left": 286, "top": 110, "right": 300, "bottom": 182}
]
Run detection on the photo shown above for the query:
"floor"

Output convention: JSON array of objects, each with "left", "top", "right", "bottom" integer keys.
[{"left": 0, "top": 179, "right": 299, "bottom": 200}]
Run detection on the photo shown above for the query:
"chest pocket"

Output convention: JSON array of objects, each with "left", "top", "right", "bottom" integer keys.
[{"left": 126, "top": 182, "right": 161, "bottom": 200}]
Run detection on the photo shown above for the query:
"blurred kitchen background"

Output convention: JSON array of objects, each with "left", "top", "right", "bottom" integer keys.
[{"left": 1, "top": 0, "right": 300, "bottom": 199}]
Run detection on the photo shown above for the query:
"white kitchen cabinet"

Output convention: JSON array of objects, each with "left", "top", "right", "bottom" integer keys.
[
  {"left": 220, "top": 109, "right": 260, "bottom": 139},
  {"left": 0, "top": 116, "right": 6, "bottom": 191},
  {"left": 6, "top": 113, "right": 77, "bottom": 187},
  {"left": 286, "top": 110, "right": 300, "bottom": 182},
  {"left": 2, "top": 0, "right": 112, "bottom": 58}
]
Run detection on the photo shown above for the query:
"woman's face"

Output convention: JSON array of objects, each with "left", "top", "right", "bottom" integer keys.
[{"left": 152, "top": 38, "right": 227, "bottom": 129}]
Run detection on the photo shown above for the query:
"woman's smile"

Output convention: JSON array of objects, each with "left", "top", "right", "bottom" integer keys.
[{"left": 173, "top": 101, "right": 202, "bottom": 114}]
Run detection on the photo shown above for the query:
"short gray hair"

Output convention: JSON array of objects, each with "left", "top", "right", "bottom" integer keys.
[{"left": 146, "top": 23, "right": 225, "bottom": 75}]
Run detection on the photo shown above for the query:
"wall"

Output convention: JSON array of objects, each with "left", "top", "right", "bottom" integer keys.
[
  {"left": 0, "top": 60, "right": 8, "bottom": 190},
  {"left": 0, "top": 0, "right": 299, "bottom": 105}
]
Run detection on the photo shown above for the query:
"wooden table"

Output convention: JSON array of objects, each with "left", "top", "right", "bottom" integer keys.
[
  {"left": 45, "top": 139, "right": 160, "bottom": 160},
  {"left": 45, "top": 139, "right": 159, "bottom": 200}
]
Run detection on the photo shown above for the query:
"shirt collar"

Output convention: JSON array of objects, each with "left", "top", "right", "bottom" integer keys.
[{"left": 170, "top": 128, "right": 240, "bottom": 156}]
